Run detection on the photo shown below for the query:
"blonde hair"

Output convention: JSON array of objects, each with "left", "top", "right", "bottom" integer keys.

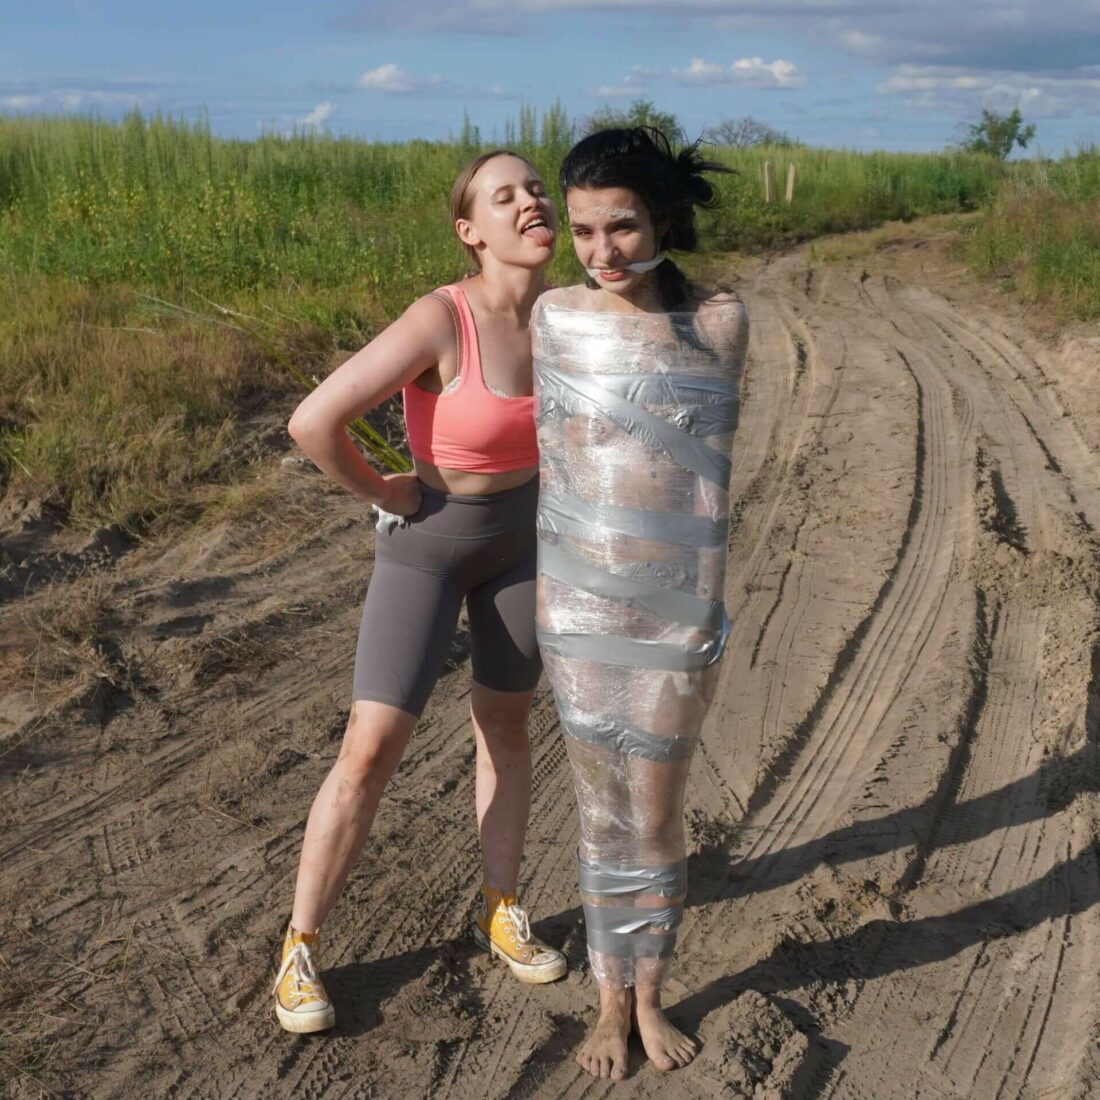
[{"left": 450, "top": 150, "right": 538, "bottom": 273}]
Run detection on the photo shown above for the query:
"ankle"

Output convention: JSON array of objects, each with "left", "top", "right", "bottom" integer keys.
[
  {"left": 633, "top": 985, "right": 664, "bottom": 1011},
  {"left": 598, "top": 985, "right": 635, "bottom": 1013},
  {"left": 480, "top": 882, "right": 518, "bottom": 904},
  {"left": 286, "top": 920, "right": 321, "bottom": 946}
]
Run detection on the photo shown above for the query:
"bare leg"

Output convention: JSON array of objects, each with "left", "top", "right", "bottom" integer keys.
[
  {"left": 633, "top": 984, "right": 697, "bottom": 1070},
  {"left": 625, "top": 752, "right": 697, "bottom": 1070},
  {"left": 290, "top": 700, "right": 417, "bottom": 932},
  {"left": 576, "top": 985, "right": 632, "bottom": 1082},
  {"left": 471, "top": 682, "right": 535, "bottom": 893}
]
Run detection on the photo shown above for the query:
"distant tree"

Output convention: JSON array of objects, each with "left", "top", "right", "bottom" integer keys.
[
  {"left": 582, "top": 99, "right": 682, "bottom": 140},
  {"left": 518, "top": 103, "right": 538, "bottom": 152},
  {"left": 704, "top": 116, "right": 795, "bottom": 148},
  {"left": 540, "top": 100, "right": 574, "bottom": 159},
  {"left": 958, "top": 107, "right": 1036, "bottom": 160},
  {"left": 459, "top": 110, "right": 481, "bottom": 155}
]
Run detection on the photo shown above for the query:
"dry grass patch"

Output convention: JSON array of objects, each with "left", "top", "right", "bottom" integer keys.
[
  {"left": 0, "top": 575, "right": 116, "bottom": 698},
  {"left": 807, "top": 213, "right": 980, "bottom": 264}
]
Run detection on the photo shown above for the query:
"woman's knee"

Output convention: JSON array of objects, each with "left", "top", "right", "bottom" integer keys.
[
  {"left": 471, "top": 687, "right": 533, "bottom": 753},
  {"left": 336, "top": 701, "right": 416, "bottom": 779}
]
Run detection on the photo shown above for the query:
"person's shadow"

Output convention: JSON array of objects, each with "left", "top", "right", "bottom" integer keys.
[{"left": 324, "top": 714, "right": 1100, "bottom": 1090}]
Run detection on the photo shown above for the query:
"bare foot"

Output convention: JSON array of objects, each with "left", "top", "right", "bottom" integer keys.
[
  {"left": 576, "top": 986, "right": 632, "bottom": 1081},
  {"left": 633, "top": 986, "right": 697, "bottom": 1071}
]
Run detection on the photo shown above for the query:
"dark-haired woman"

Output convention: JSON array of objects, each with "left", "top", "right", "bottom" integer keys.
[
  {"left": 271, "top": 151, "right": 567, "bottom": 1034},
  {"left": 533, "top": 128, "right": 749, "bottom": 1079}
]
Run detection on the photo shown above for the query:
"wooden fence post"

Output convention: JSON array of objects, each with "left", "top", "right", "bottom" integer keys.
[
  {"left": 785, "top": 162, "right": 797, "bottom": 204},
  {"left": 764, "top": 160, "right": 775, "bottom": 204}
]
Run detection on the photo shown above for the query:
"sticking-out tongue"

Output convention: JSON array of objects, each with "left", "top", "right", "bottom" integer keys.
[{"left": 524, "top": 225, "right": 554, "bottom": 247}]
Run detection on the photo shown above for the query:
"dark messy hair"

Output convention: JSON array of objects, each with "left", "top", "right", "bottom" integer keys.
[{"left": 559, "top": 127, "right": 730, "bottom": 311}]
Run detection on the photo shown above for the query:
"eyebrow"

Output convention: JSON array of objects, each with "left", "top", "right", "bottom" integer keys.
[
  {"left": 491, "top": 179, "right": 543, "bottom": 197},
  {"left": 568, "top": 205, "right": 636, "bottom": 218}
]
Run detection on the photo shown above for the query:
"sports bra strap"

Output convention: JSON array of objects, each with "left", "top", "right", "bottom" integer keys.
[{"left": 428, "top": 288, "right": 467, "bottom": 384}]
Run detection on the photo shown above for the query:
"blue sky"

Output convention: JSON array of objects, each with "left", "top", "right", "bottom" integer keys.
[{"left": 3, "top": 1, "right": 1099, "bottom": 153}]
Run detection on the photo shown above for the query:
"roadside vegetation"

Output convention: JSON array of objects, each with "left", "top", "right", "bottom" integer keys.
[
  {"left": 965, "top": 146, "right": 1100, "bottom": 320},
  {"left": 0, "top": 106, "right": 1094, "bottom": 535}
]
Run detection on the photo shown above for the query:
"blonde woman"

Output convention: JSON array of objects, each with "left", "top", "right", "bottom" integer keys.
[{"left": 273, "top": 151, "right": 566, "bottom": 1034}]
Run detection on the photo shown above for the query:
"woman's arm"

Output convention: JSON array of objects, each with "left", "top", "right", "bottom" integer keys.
[{"left": 287, "top": 295, "right": 452, "bottom": 513}]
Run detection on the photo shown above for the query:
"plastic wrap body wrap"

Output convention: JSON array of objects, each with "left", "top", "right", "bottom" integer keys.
[{"left": 533, "top": 296, "right": 748, "bottom": 987}]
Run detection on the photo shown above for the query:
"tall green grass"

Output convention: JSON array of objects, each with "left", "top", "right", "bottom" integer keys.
[
  {"left": 0, "top": 113, "right": 1007, "bottom": 302},
  {"left": 0, "top": 112, "right": 1041, "bottom": 529},
  {"left": 702, "top": 144, "right": 1004, "bottom": 250},
  {"left": 965, "top": 146, "right": 1100, "bottom": 319}
]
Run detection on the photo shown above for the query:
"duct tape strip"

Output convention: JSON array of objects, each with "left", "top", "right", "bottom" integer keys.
[
  {"left": 538, "top": 365, "right": 732, "bottom": 488},
  {"left": 560, "top": 707, "right": 698, "bottom": 762},
  {"left": 578, "top": 856, "right": 687, "bottom": 899},
  {"left": 583, "top": 904, "right": 683, "bottom": 934},
  {"left": 592, "top": 372, "right": 738, "bottom": 408},
  {"left": 539, "top": 541, "right": 723, "bottom": 629},
  {"left": 537, "top": 615, "right": 730, "bottom": 671},
  {"left": 585, "top": 926, "right": 679, "bottom": 959},
  {"left": 538, "top": 489, "right": 728, "bottom": 548}
]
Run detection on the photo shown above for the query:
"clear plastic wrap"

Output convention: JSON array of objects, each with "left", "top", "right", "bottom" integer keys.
[{"left": 534, "top": 292, "right": 749, "bottom": 987}]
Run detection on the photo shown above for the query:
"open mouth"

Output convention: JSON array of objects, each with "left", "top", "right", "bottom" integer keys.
[{"left": 521, "top": 217, "right": 555, "bottom": 246}]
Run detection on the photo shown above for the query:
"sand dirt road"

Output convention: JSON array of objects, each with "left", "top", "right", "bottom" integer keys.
[{"left": 2, "top": 226, "right": 1098, "bottom": 1099}]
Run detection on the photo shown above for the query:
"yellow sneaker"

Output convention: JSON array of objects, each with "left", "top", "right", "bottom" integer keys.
[
  {"left": 273, "top": 925, "right": 336, "bottom": 1034},
  {"left": 472, "top": 884, "right": 567, "bottom": 984}
]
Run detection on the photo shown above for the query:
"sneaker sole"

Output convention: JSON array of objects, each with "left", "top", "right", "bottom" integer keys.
[
  {"left": 472, "top": 926, "right": 567, "bottom": 984},
  {"left": 275, "top": 1001, "right": 336, "bottom": 1034}
]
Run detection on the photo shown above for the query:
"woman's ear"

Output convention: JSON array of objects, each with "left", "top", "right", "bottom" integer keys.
[{"left": 455, "top": 219, "right": 482, "bottom": 248}]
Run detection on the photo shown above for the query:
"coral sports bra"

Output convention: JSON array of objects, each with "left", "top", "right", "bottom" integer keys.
[{"left": 402, "top": 284, "right": 539, "bottom": 473}]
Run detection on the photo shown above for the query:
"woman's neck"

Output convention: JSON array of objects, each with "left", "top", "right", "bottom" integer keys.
[
  {"left": 594, "top": 273, "right": 665, "bottom": 315},
  {"left": 471, "top": 262, "right": 545, "bottom": 320}
]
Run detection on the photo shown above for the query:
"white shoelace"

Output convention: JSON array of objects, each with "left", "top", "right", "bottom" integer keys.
[
  {"left": 272, "top": 942, "right": 324, "bottom": 1007},
  {"left": 505, "top": 903, "right": 532, "bottom": 944}
]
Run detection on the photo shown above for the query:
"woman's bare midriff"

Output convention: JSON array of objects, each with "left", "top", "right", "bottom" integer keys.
[{"left": 414, "top": 460, "right": 538, "bottom": 496}]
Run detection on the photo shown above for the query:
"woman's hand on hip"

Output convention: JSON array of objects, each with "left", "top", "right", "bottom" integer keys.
[{"left": 379, "top": 473, "right": 423, "bottom": 516}]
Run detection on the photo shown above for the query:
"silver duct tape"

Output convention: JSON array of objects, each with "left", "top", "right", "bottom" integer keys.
[
  {"left": 531, "top": 303, "right": 747, "bottom": 375},
  {"left": 586, "top": 927, "right": 678, "bottom": 959},
  {"left": 569, "top": 375, "right": 737, "bottom": 438},
  {"left": 560, "top": 707, "right": 697, "bottom": 763},
  {"left": 538, "top": 489, "right": 728, "bottom": 548},
  {"left": 538, "top": 365, "right": 732, "bottom": 488},
  {"left": 578, "top": 856, "right": 687, "bottom": 898},
  {"left": 592, "top": 372, "right": 738, "bottom": 407},
  {"left": 538, "top": 540, "right": 723, "bottom": 629},
  {"left": 582, "top": 904, "right": 683, "bottom": 934},
  {"left": 537, "top": 619, "right": 729, "bottom": 671}
]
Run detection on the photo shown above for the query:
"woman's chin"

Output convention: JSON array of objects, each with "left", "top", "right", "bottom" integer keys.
[{"left": 592, "top": 272, "right": 639, "bottom": 294}]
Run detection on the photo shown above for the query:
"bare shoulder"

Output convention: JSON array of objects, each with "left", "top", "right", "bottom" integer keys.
[
  {"left": 537, "top": 284, "right": 599, "bottom": 313},
  {"left": 690, "top": 286, "right": 749, "bottom": 344},
  {"left": 691, "top": 284, "right": 746, "bottom": 310},
  {"left": 396, "top": 291, "right": 456, "bottom": 352}
]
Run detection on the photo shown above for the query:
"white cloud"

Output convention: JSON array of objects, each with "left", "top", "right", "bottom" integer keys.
[
  {"left": 354, "top": 63, "right": 509, "bottom": 98},
  {"left": 0, "top": 95, "right": 43, "bottom": 109},
  {"left": 588, "top": 65, "right": 653, "bottom": 98},
  {"left": 358, "top": 63, "right": 448, "bottom": 95},
  {"left": 298, "top": 101, "right": 334, "bottom": 127},
  {"left": 0, "top": 88, "right": 147, "bottom": 113},
  {"left": 672, "top": 56, "right": 806, "bottom": 89},
  {"left": 877, "top": 63, "right": 1100, "bottom": 118}
]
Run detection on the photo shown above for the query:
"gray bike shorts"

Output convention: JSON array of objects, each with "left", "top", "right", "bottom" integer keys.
[{"left": 352, "top": 476, "right": 542, "bottom": 717}]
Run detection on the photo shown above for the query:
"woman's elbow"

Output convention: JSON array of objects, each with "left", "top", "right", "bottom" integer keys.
[{"left": 287, "top": 405, "right": 318, "bottom": 446}]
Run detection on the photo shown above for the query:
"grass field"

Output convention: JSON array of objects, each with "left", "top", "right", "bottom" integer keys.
[
  {"left": 964, "top": 146, "right": 1100, "bottom": 320},
  {"left": 0, "top": 111, "right": 1094, "bottom": 532}
]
